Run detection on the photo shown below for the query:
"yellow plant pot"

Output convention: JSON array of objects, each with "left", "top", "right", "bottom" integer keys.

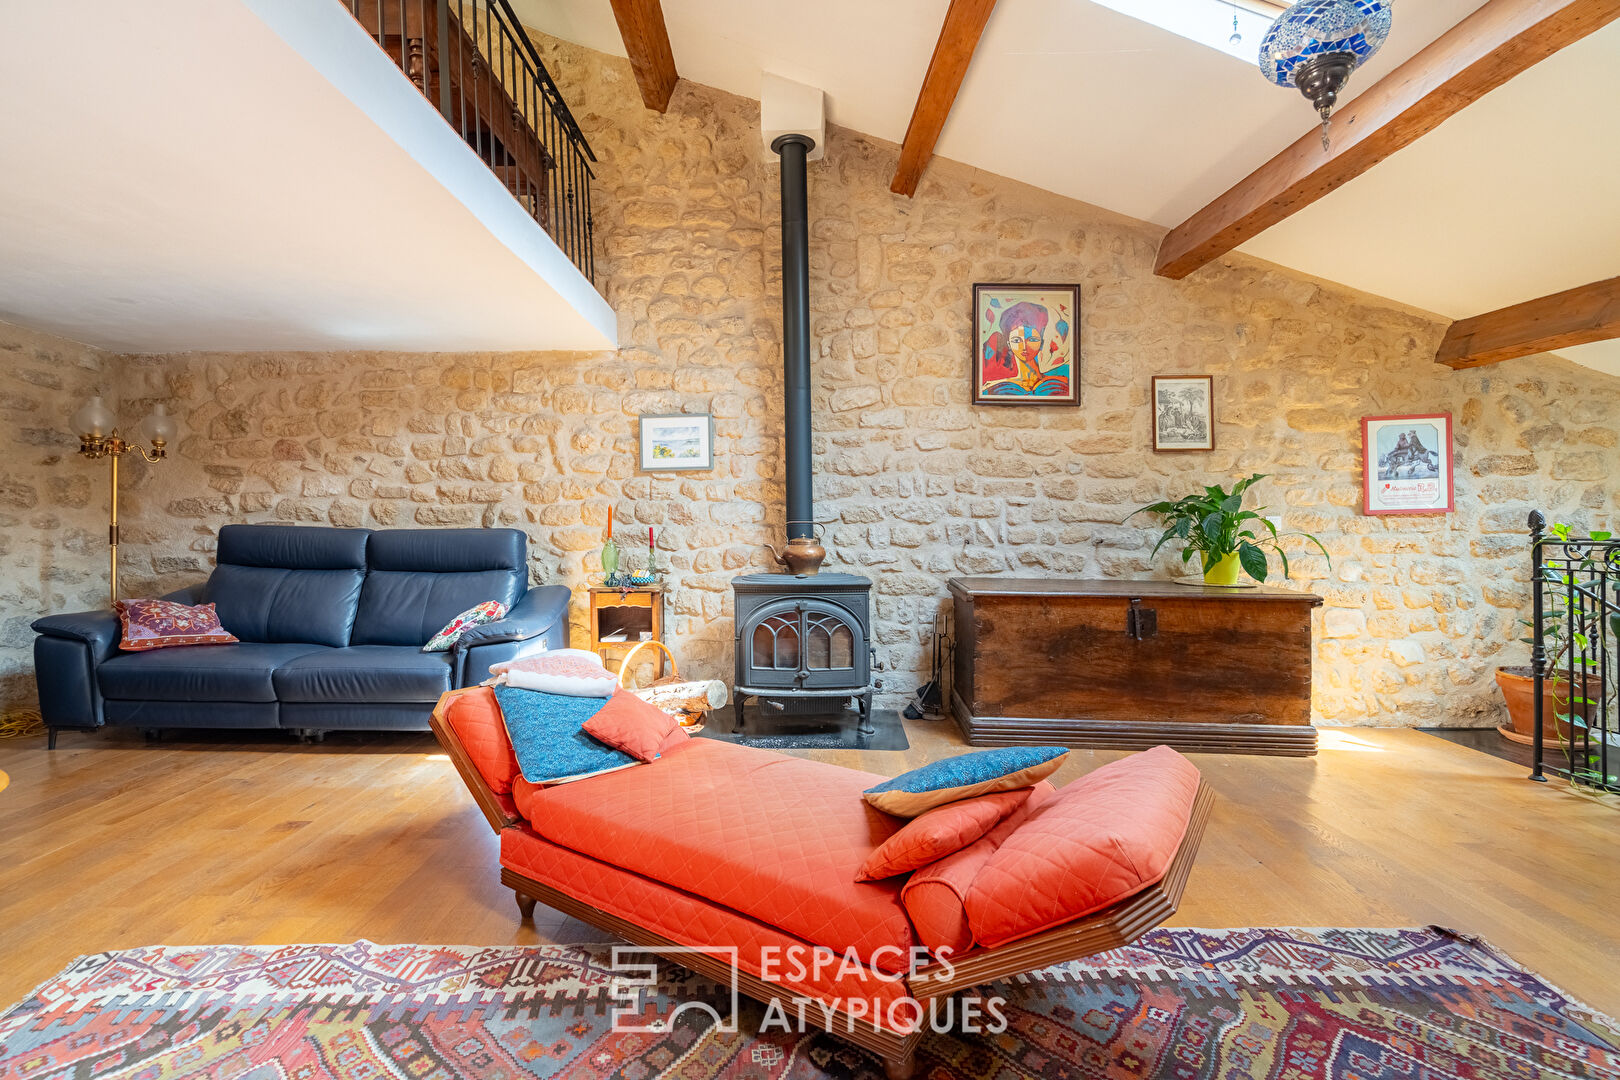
[{"left": 1202, "top": 551, "right": 1241, "bottom": 586}]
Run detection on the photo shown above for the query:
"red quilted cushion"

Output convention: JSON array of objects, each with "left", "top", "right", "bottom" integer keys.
[
  {"left": 581, "top": 689, "right": 681, "bottom": 762},
  {"left": 512, "top": 724, "right": 690, "bottom": 824},
  {"left": 901, "top": 782, "right": 1054, "bottom": 953},
  {"left": 856, "top": 789, "right": 1030, "bottom": 881},
  {"left": 518, "top": 737, "right": 918, "bottom": 970},
  {"left": 965, "top": 745, "right": 1200, "bottom": 949},
  {"left": 440, "top": 686, "right": 518, "bottom": 795}
]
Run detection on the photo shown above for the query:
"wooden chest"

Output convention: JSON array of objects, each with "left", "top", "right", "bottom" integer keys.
[{"left": 949, "top": 578, "right": 1322, "bottom": 756}]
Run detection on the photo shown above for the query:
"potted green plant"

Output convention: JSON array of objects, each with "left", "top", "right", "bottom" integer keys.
[{"left": 1127, "top": 473, "right": 1329, "bottom": 585}]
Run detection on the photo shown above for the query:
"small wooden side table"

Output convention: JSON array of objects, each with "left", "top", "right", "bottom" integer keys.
[{"left": 588, "top": 586, "right": 665, "bottom": 679}]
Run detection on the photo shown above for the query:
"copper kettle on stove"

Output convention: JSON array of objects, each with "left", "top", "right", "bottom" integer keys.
[{"left": 764, "top": 523, "right": 826, "bottom": 576}]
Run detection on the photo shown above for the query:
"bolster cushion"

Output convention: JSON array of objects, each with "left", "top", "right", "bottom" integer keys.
[
  {"left": 964, "top": 745, "right": 1201, "bottom": 949},
  {"left": 901, "top": 781, "right": 1055, "bottom": 953}
]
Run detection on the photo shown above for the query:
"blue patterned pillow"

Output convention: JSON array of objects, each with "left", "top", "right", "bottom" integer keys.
[
  {"left": 863, "top": 746, "right": 1069, "bottom": 816},
  {"left": 494, "top": 685, "right": 639, "bottom": 785}
]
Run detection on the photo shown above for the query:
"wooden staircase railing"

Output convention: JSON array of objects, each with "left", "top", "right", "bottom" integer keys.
[{"left": 345, "top": 0, "right": 596, "bottom": 281}]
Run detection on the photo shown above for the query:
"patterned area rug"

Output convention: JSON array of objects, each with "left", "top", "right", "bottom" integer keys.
[{"left": 2, "top": 928, "right": 1615, "bottom": 1079}]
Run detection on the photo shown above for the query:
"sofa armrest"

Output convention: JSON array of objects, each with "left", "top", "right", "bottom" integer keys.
[
  {"left": 32, "top": 608, "right": 124, "bottom": 731},
  {"left": 454, "top": 585, "right": 571, "bottom": 686},
  {"left": 32, "top": 609, "right": 123, "bottom": 663}
]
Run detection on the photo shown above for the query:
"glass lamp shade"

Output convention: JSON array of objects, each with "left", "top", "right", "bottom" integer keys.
[
  {"left": 140, "top": 403, "right": 177, "bottom": 444},
  {"left": 1259, "top": 0, "right": 1391, "bottom": 88},
  {"left": 71, "top": 395, "right": 116, "bottom": 438}
]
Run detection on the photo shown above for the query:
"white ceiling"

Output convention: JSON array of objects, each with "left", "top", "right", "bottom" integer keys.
[
  {"left": 0, "top": 0, "right": 615, "bottom": 353},
  {"left": 1240, "top": 19, "right": 1620, "bottom": 377},
  {"left": 513, "top": 0, "right": 1484, "bottom": 226},
  {"left": 516, "top": 0, "right": 1620, "bottom": 376}
]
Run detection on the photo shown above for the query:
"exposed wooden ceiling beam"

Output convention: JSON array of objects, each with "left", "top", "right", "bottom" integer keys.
[
  {"left": 1435, "top": 276, "right": 1620, "bottom": 368},
  {"left": 1154, "top": 0, "right": 1620, "bottom": 280},
  {"left": 607, "top": 0, "right": 678, "bottom": 113},
  {"left": 890, "top": 0, "right": 998, "bottom": 197}
]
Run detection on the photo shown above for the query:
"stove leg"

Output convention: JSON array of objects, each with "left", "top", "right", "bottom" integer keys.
[
  {"left": 733, "top": 696, "right": 746, "bottom": 733},
  {"left": 858, "top": 692, "right": 874, "bottom": 736}
]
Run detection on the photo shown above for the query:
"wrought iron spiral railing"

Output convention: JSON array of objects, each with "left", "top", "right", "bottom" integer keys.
[
  {"left": 1528, "top": 510, "right": 1620, "bottom": 792},
  {"left": 344, "top": 0, "right": 597, "bottom": 281}
]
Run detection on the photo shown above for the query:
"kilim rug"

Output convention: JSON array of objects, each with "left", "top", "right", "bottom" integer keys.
[{"left": 2, "top": 927, "right": 1616, "bottom": 1079}]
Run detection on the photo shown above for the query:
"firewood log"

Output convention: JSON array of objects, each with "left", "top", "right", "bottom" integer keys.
[{"left": 630, "top": 679, "right": 729, "bottom": 715}]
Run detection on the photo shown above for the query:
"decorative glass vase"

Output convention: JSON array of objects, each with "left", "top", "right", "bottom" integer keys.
[{"left": 601, "top": 536, "right": 620, "bottom": 578}]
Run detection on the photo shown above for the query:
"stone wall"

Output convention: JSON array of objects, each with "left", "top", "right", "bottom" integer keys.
[
  {"left": 0, "top": 321, "right": 115, "bottom": 714},
  {"left": 14, "top": 34, "right": 1620, "bottom": 727}
]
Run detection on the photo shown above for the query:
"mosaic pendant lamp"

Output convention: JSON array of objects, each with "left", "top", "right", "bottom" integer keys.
[{"left": 1259, "top": 0, "right": 1392, "bottom": 150}]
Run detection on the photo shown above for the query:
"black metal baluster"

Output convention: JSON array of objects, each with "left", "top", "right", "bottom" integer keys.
[
  {"left": 584, "top": 164, "right": 595, "bottom": 281},
  {"left": 437, "top": 0, "right": 451, "bottom": 120},
  {"left": 1561, "top": 563, "right": 1574, "bottom": 780},
  {"left": 1600, "top": 554, "right": 1611, "bottom": 788},
  {"left": 1529, "top": 511, "right": 1546, "bottom": 782}
]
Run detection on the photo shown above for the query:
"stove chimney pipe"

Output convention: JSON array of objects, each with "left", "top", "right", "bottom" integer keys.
[{"left": 767, "top": 132, "right": 825, "bottom": 575}]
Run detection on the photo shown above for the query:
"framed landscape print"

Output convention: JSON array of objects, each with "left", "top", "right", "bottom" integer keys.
[
  {"left": 1362, "top": 413, "right": 1454, "bottom": 515},
  {"left": 1152, "top": 375, "right": 1214, "bottom": 452},
  {"left": 972, "top": 283, "right": 1081, "bottom": 406},
  {"left": 639, "top": 414, "right": 714, "bottom": 472}
]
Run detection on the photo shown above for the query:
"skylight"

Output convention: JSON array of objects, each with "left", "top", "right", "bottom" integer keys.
[{"left": 1088, "top": 0, "right": 1286, "bottom": 62}]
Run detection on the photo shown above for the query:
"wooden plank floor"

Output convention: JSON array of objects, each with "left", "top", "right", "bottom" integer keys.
[{"left": 0, "top": 722, "right": 1615, "bottom": 1019}]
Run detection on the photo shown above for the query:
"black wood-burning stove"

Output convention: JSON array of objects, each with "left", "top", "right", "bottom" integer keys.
[
  {"left": 729, "top": 129, "right": 875, "bottom": 735},
  {"left": 732, "top": 573, "right": 873, "bottom": 733}
]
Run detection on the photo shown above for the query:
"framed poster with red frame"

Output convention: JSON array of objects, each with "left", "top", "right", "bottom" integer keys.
[{"left": 1361, "top": 413, "right": 1454, "bottom": 515}]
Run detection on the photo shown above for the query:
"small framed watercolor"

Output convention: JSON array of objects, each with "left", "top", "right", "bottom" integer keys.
[{"left": 639, "top": 414, "right": 714, "bottom": 472}]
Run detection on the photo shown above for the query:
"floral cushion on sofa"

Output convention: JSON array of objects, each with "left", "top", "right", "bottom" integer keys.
[
  {"left": 422, "top": 601, "right": 508, "bottom": 652},
  {"left": 114, "top": 599, "right": 239, "bottom": 651}
]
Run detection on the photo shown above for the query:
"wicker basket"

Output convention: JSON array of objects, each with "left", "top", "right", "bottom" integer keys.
[
  {"left": 617, "top": 641, "right": 706, "bottom": 732},
  {"left": 617, "top": 640, "right": 677, "bottom": 690}
]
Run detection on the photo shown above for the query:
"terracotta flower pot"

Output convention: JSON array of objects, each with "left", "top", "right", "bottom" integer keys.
[{"left": 1494, "top": 666, "right": 1598, "bottom": 746}]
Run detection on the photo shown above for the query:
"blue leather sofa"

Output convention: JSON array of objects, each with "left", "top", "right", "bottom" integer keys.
[{"left": 31, "top": 525, "right": 569, "bottom": 747}]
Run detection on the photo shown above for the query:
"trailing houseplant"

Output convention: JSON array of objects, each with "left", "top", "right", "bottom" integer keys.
[{"left": 1127, "top": 473, "right": 1329, "bottom": 585}]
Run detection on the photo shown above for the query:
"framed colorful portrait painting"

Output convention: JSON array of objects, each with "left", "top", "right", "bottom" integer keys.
[
  {"left": 1361, "top": 413, "right": 1454, "bottom": 515},
  {"left": 971, "top": 283, "right": 1080, "bottom": 406}
]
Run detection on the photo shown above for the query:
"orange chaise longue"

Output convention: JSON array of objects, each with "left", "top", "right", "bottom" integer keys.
[{"left": 430, "top": 686, "right": 1212, "bottom": 1079}]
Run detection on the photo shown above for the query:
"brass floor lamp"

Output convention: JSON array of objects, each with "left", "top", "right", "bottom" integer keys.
[{"left": 70, "top": 397, "right": 176, "bottom": 606}]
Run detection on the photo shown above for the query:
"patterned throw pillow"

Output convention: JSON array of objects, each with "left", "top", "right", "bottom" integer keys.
[
  {"left": 422, "top": 601, "right": 508, "bottom": 652},
  {"left": 862, "top": 746, "right": 1070, "bottom": 817},
  {"left": 495, "top": 652, "right": 618, "bottom": 698},
  {"left": 493, "top": 685, "right": 639, "bottom": 785},
  {"left": 114, "top": 599, "right": 239, "bottom": 652}
]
